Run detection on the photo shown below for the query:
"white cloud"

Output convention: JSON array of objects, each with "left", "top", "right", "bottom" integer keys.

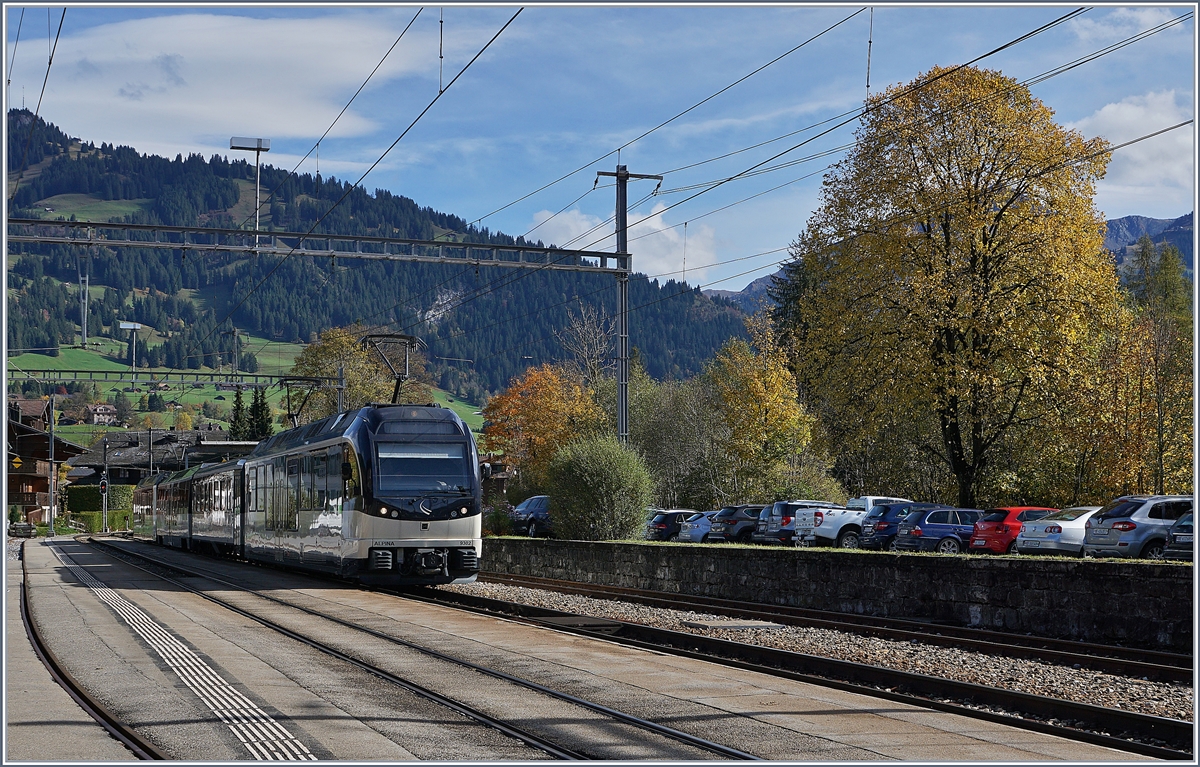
[
  {"left": 528, "top": 203, "right": 717, "bottom": 284},
  {"left": 14, "top": 12, "right": 451, "bottom": 150},
  {"left": 1068, "top": 90, "right": 1194, "bottom": 217},
  {"left": 1068, "top": 7, "right": 1181, "bottom": 44}
]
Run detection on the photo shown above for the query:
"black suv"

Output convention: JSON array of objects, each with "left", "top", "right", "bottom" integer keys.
[
  {"left": 706, "top": 504, "right": 767, "bottom": 543},
  {"left": 644, "top": 511, "right": 694, "bottom": 541},
  {"left": 510, "top": 495, "right": 553, "bottom": 537}
]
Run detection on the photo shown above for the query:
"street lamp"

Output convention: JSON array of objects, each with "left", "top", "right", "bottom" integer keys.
[
  {"left": 230, "top": 136, "right": 271, "bottom": 246},
  {"left": 120, "top": 321, "right": 142, "bottom": 381}
]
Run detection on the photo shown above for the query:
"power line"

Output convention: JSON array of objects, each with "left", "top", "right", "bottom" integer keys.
[
  {"left": 450, "top": 7, "right": 866, "bottom": 240},
  {"left": 233, "top": 8, "right": 425, "bottom": 232},
  {"left": 8, "top": 8, "right": 65, "bottom": 202},
  {"left": 564, "top": 7, "right": 1092, "bottom": 255}
]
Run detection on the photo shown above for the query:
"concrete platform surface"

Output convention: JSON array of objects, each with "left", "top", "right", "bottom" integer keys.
[
  {"left": 5, "top": 538, "right": 135, "bottom": 762},
  {"left": 12, "top": 536, "right": 1158, "bottom": 762}
]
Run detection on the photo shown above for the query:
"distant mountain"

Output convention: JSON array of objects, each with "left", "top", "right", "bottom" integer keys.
[
  {"left": 706, "top": 212, "right": 1194, "bottom": 307},
  {"left": 1105, "top": 213, "right": 1193, "bottom": 274}
]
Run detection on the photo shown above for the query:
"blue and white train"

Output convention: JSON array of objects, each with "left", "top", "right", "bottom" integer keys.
[{"left": 132, "top": 404, "right": 482, "bottom": 586}]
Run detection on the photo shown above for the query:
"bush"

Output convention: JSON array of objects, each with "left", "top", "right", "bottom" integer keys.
[
  {"left": 65, "top": 484, "right": 134, "bottom": 512},
  {"left": 546, "top": 435, "right": 654, "bottom": 541},
  {"left": 482, "top": 505, "right": 515, "bottom": 536}
]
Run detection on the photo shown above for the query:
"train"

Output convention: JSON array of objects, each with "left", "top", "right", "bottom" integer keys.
[{"left": 131, "top": 403, "right": 483, "bottom": 586}]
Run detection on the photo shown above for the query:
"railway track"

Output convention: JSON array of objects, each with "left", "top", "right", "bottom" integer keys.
[
  {"left": 480, "top": 572, "right": 1192, "bottom": 681},
  {"left": 404, "top": 581, "right": 1194, "bottom": 760},
  {"left": 85, "top": 538, "right": 757, "bottom": 761},
  {"left": 19, "top": 548, "right": 166, "bottom": 760}
]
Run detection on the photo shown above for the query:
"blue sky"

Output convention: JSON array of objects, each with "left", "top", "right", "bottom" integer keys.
[{"left": 4, "top": 4, "right": 1195, "bottom": 291}]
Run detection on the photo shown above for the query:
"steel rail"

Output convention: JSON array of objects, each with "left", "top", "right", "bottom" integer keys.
[
  {"left": 87, "top": 539, "right": 758, "bottom": 761},
  {"left": 19, "top": 544, "right": 167, "bottom": 760},
  {"left": 405, "top": 586, "right": 1194, "bottom": 760},
  {"left": 481, "top": 572, "right": 1192, "bottom": 676}
]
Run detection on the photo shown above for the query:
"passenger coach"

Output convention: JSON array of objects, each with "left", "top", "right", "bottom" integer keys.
[{"left": 132, "top": 404, "right": 482, "bottom": 586}]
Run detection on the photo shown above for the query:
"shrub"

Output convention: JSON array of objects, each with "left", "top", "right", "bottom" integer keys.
[
  {"left": 482, "top": 505, "right": 515, "bottom": 536},
  {"left": 69, "top": 511, "right": 131, "bottom": 532},
  {"left": 546, "top": 435, "right": 653, "bottom": 541}
]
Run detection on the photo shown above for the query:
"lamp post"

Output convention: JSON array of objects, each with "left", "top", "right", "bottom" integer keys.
[
  {"left": 120, "top": 321, "right": 142, "bottom": 382},
  {"left": 230, "top": 137, "right": 271, "bottom": 246}
]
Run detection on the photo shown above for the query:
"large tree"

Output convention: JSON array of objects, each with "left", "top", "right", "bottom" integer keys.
[
  {"left": 288, "top": 324, "right": 432, "bottom": 422},
  {"left": 771, "top": 65, "right": 1120, "bottom": 507}
]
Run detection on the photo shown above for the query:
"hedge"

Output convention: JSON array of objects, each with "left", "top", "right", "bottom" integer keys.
[
  {"left": 69, "top": 511, "right": 132, "bottom": 532},
  {"left": 65, "top": 484, "right": 134, "bottom": 512}
]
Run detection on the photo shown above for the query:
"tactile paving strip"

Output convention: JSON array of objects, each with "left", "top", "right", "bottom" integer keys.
[{"left": 47, "top": 544, "right": 317, "bottom": 760}]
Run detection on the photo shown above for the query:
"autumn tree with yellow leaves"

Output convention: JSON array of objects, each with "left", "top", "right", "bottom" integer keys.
[{"left": 771, "top": 65, "right": 1121, "bottom": 508}]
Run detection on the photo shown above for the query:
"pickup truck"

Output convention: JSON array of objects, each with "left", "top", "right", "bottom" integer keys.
[{"left": 794, "top": 495, "right": 912, "bottom": 549}]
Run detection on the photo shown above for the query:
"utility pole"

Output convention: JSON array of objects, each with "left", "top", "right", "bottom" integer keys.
[
  {"left": 230, "top": 137, "right": 271, "bottom": 247},
  {"left": 596, "top": 165, "right": 660, "bottom": 445},
  {"left": 102, "top": 437, "right": 108, "bottom": 533},
  {"left": 47, "top": 395, "right": 55, "bottom": 535},
  {"left": 78, "top": 254, "right": 89, "bottom": 345}
]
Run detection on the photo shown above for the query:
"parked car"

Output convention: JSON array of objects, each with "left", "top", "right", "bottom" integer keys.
[
  {"left": 1014, "top": 506, "right": 1100, "bottom": 557},
  {"left": 510, "top": 495, "right": 553, "bottom": 537},
  {"left": 644, "top": 510, "right": 697, "bottom": 541},
  {"left": 677, "top": 511, "right": 720, "bottom": 543},
  {"left": 1163, "top": 513, "right": 1194, "bottom": 561},
  {"left": 894, "top": 508, "right": 985, "bottom": 554},
  {"left": 706, "top": 504, "right": 767, "bottom": 543},
  {"left": 860, "top": 502, "right": 950, "bottom": 550},
  {"left": 795, "top": 496, "right": 909, "bottom": 548},
  {"left": 762, "top": 500, "right": 834, "bottom": 545},
  {"left": 969, "top": 507, "right": 1057, "bottom": 554},
  {"left": 749, "top": 505, "right": 778, "bottom": 544},
  {"left": 1083, "top": 495, "right": 1194, "bottom": 559}
]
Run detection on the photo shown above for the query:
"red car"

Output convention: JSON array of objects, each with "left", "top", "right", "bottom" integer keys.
[{"left": 969, "top": 507, "right": 1057, "bottom": 554}]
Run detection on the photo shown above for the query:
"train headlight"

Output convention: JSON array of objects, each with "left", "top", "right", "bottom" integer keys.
[
  {"left": 379, "top": 506, "right": 389, "bottom": 516},
  {"left": 391, "top": 510, "right": 399, "bottom": 518},
  {"left": 461, "top": 507, "right": 467, "bottom": 515}
]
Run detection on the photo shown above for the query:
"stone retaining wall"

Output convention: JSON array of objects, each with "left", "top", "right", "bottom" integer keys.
[{"left": 481, "top": 540, "right": 1193, "bottom": 651}]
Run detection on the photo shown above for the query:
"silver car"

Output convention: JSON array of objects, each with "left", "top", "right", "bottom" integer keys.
[
  {"left": 677, "top": 511, "right": 719, "bottom": 543},
  {"left": 1015, "top": 506, "right": 1099, "bottom": 557},
  {"left": 1083, "top": 495, "right": 1193, "bottom": 559}
]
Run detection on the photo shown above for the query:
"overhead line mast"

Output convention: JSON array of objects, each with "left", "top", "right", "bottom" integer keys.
[{"left": 597, "top": 166, "right": 662, "bottom": 446}]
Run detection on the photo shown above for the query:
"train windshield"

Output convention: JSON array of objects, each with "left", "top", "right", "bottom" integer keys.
[{"left": 375, "top": 442, "right": 471, "bottom": 493}]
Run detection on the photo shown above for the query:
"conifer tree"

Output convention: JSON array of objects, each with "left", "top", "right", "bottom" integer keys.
[
  {"left": 229, "top": 387, "right": 249, "bottom": 440},
  {"left": 249, "top": 388, "right": 274, "bottom": 440}
]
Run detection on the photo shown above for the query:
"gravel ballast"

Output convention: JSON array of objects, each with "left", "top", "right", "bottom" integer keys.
[{"left": 441, "top": 580, "right": 1193, "bottom": 722}]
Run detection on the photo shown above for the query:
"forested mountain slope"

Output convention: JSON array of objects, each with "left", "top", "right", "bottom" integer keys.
[{"left": 7, "top": 110, "right": 746, "bottom": 399}]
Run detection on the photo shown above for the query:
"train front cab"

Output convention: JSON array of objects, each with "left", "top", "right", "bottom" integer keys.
[{"left": 242, "top": 405, "right": 482, "bottom": 586}]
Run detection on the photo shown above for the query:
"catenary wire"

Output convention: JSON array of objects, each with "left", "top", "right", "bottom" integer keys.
[
  {"left": 8, "top": 8, "right": 65, "bottom": 202},
  {"left": 6, "top": 8, "right": 25, "bottom": 99}
]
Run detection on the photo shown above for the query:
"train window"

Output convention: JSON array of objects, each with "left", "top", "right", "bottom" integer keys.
[
  {"left": 315, "top": 452, "right": 327, "bottom": 509},
  {"left": 286, "top": 458, "right": 301, "bottom": 529},
  {"left": 343, "top": 444, "right": 362, "bottom": 511},
  {"left": 379, "top": 421, "right": 462, "bottom": 436},
  {"left": 375, "top": 443, "right": 469, "bottom": 493},
  {"left": 326, "top": 447, "right": 342, "bottom": 512}
]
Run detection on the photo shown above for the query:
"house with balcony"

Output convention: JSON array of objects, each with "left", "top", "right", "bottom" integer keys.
[{"left": 6, "top": 400, "right": 86, "bottom": 524}]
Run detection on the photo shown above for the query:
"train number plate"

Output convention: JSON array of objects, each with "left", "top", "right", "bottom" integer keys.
[{"left": 376, "top": 541, "right": 398, "bottom": 546}]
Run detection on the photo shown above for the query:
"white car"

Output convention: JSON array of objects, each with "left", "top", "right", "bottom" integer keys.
[
  {"left": 677, "top": 511, "right": 719, "bottom": 543},
  {"left": 1015, "top": 506, "right": 1100, "bottom": 556}
]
